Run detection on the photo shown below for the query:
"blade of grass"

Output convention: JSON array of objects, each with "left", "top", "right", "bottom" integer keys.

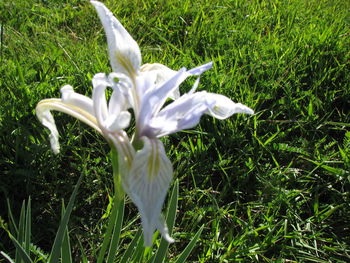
[
  {"left": 106, "top": 197, "right": 125, "bottom": 263},
  {"left": 97, "top": 195, "right": 121, "bottom": 263},
  {"left": 60, "top": 203, "right": 72, "bottom": 263},
  {"left": 174, "top": 225, "right": 204, "bottom": 263},
  {"left": 152, "top": 180, "right": 179, "bottom": 263},
  {"left": 131, "top": 236, "right": 145, "bottom": 263},
  {"left": 24, "top": 197, "right": 31, "bottom": 256},
  {"left": 48, "top": 173, "right": 84, "bottom": 263},
  {"left": 9, "top": 235, "right": 33, "bottom": 263},
  {"left": 1, "top": 251, "right": 15, "bottom": 263},
  {"left": 16, "top": 201, "right": 26, "bottom": 263},
  {"left": 119, "top": 229, "right": 143, "bottom": 263},
  {"left": 6, "top": 199, "right": 18, "bottom": 236}
]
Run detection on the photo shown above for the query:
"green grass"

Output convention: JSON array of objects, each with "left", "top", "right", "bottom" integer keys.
[{"left": 1, "top": 0, "right": 349, "bottom": 261}]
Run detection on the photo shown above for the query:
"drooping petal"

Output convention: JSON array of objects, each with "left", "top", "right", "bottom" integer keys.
[
  {"left": 61, "top": 85, "right": 95, "bottom": 116},
  {"left": 36, "top": 107, "right": 60, "bottom": 154},
  {"left": 205, "top": 93, "right": 255, "bottom": 119},
  {"left": 36, "top": 99, "right": 101, "bottom": 154},
  {"left": 123, "top": 137, "right": 174, "bottom": 246},
  {"left": 91, "top": 0, "right": 141, "bottom": 77}
]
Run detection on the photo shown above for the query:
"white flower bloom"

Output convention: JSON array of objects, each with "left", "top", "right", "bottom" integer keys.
[
  {"left": 37, "top": 0, "right": 254, "bottom": 247},
  {"left": 90, "top": 0, "right": 254, "bottom": 246}
]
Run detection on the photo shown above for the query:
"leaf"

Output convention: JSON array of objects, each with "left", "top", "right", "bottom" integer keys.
[
  {"left": 6, "top": 199, "right": 18, "bottom": 236},
  {"left": 151, "top": 180, "right": 179, "bottom": 263},
  {"left": 48, "top": 173, "right": 83, "bottom": 263},
  {"left": 24, "top": 197, "right": 31, "bottom": 255},
  {"left": 76, "top": 237, "right": 88, "bottom": 263},
  {"left": 16, "top": 200, "right": 26, "bottom": 263},
  {"left": 173, "top": 225, "right": 204, "bottom": 263},
  {"left": 9, "top": 235, "right": 33, "bottom": 263},
  {"left": 119, "top": 229, "right": 142, "bottom": 263},
  {"left": 1, "top": 251, "right": 16, "bottom": 263},
  {"left": 106, "top": 198, "right": 125, "bottom": 263},
  {"left": 97, "top": 196, "right": 123, "bottom": 263},
  {"left": 60, "top": 203, "right": 72, "bottom": 263}
]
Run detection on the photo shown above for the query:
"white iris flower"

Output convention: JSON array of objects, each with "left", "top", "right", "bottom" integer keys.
[{"left": 36, "top": 0, "right": 254, "bottom": 246}]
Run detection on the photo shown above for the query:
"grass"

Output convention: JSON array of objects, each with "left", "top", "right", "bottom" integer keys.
[{"left": 1, "top": 0, "right": 349, "bottom": 261}]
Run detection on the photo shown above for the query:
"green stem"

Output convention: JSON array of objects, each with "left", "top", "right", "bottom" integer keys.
[{"left": 110, "top": 147, "right": 124, "bottom": 201}]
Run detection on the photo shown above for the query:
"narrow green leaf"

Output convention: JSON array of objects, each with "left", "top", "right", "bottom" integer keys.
[
  {"left": 6, "top": 199, "right": 18, "bottom": 236},
  {"left": 16, "top": 201, "right": 26, "bottom": 263},
  {"left": 60, "top": 203, "right": 72, "bottom": 263},
  {"left": 48, "top": 173, "right": 83, "bottom": 263},
  {"left": 1, "top": 251, "right": 16, "bottom": 263},
  {"left": 97, "top": 195, "right": 120, "bottom": 263},
  {"left": 120, "top": 229, "right": 142, "bottom": 263},
  {"left": 147, "top": 254, "right": 156, "bottom": 263},
  {"left": 106, "top": 198, "right": 125, "bottom": 263},
  {"left": 152, "top": 180, "right": 179, "bottom": 263},
  {"left": 24, "top": 197, "right": 31, "bottom": 255},
  {"left": 174, "top": 225, "right": 204, "bottom": 263},
  {"left": 10, "top": 235, "right": 33, "bottom": 263},
  {"left": 131, "top": 236, "right": 145, "bottom": 263}
]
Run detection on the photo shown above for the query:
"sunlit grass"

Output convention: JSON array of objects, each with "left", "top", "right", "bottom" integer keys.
[{"left": 1, "top": 0, "right": 349, "bottom": 262}]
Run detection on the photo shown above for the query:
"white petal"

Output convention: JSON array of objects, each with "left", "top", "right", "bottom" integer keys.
[
  {"left": 36, "top": 99, "right": 101, "bottom": 153},
  {"left": 138, "top": 68, "right": 188, "bottom": 134},
  {"left": 92, "top": 73, "right": 110, "bottom": 128},
  {"left": 105, "top": 111, "right": 131, "bottom": 132},
  {"left": 92, "top": 73, "right": 132, "bottom": 132},
  {"left": 91, "top": 0, "right": 141, "bottom": 76},
  {"left": 123, "top": 137, "right": 174, "bottom": 246},
  {"left": 60, "top": 85, "right": 95, "bottom": 116},
  {"left": 149, "top": 91, "right": 210, "bottom": 137},
  {"left": 107, "top": 130, "right": 135, "bottom": 177},
  {"left": 205, "top": 93, "right": 254, "bottom": 119},
  {"left": 108, "top": 72, "right": 132, "bottom": 111},
  {"left": 37, "top": 108, "right": 60, "bottom": 154},
  {"left": 140, "top": 63, "right": 180, "bottom": 99},
  {"left": 187, "top": 61, "right": 213, "bottom": 75}
]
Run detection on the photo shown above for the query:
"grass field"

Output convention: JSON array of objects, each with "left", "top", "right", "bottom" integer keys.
[{"left": 1, "top": 0, "right": 349, "bottom": 262}]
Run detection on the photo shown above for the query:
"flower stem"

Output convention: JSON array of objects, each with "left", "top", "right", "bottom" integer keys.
[{"left": 110, "top": 148, "right": 124, "bottom": 201}]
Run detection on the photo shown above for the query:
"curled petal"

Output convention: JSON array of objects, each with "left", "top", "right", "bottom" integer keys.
[
  {"left": 123, "top": 137, "right": 174, "bottom": 246},
  {"left": 36, "top": 108, "right": 60, "bottom": 154},
  {"left": 107, "top": 130, "right": 135, "bottom": 177},
  {"left": 92, "top": 73, "right": 131, "bottom": 132},
  {"left": 36, "top": 99, "right": 101, "bottom": 154},
  {"left": 61, "top": 85, "right": 95, "bottom": 116},
  {"left": 91, "top": 0, "right": 141, "bottom": 77},
  {"left": 92, "top": 73, "right": 109, "bottom": 127}
]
